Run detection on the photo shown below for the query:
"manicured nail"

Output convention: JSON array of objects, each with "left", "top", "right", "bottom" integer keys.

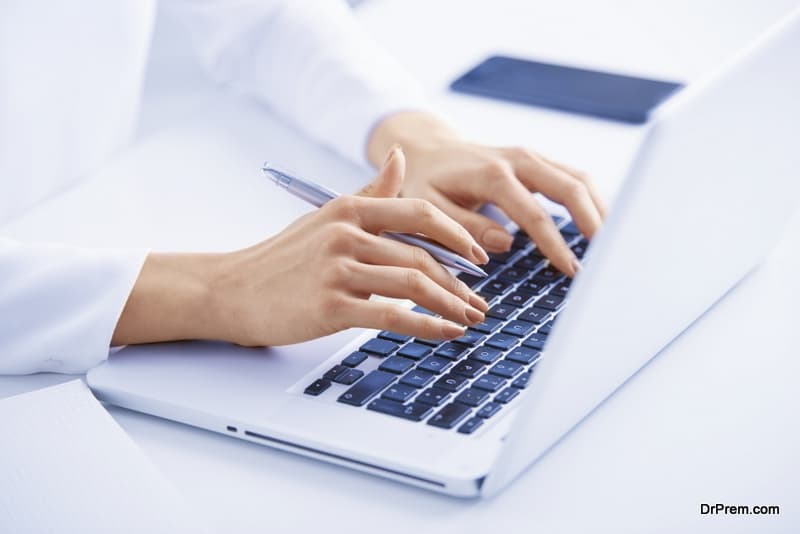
[
  {"left": 464, "top": 306, "right": 485, "bottom": 325},
  {"left": 442, "top": 321, "right": 466, "bottom": 339},
  {"left": 384, "top": 143, "right": 402, "bottom": 166},
  {"left": 571, "top": 256, "right": 583, "bottom": 276},
  {"left": 471, "top": 243, "right": 490, "bottom": 264},
  {"left": 468, "top": 292, "right": 489, "bottom": 312},
  {"left": 482, "top": 228, "right": 513, "bottom": 251}
]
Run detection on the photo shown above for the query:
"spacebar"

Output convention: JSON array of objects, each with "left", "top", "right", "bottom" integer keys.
[{"left": 337, "top": 370, "right": 395, "bottom": 406}]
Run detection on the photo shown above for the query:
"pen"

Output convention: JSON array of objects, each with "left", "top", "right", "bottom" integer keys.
[{"left": 261, "top": 163, "right": 488, "bottom": 278}]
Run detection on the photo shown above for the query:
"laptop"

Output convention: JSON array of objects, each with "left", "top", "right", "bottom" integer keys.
[{"left": 87, "top": 10, "right": 800, "bottom": 498}]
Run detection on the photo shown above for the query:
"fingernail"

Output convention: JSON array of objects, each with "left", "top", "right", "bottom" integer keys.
[
  {"left": 571, "top": 256, "right": 583, "bottom": 276},
  {"left": 465, "top": 306, "right": 485, "bottom": 325},
  {"left": 482, "top": 228, "right": 513, "bottom": 252},
  {"left": 442, "top": 321, "right": 466, "bottom": 339},
  {"left": 384, "top": 143, "right": 403, "bottom": 165},
  {"left": 471, "top": 243, "right": 490, "bottom": 264},
  {"left": 468, "top": 292, "right": 489, "bottom": 312}
]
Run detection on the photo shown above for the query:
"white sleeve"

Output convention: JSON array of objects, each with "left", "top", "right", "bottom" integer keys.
[
  {"left": 0, "top": 238, "right": 147, "bottom": 375},
  {"left": 168, "top": 0, "right": 428, "bottom": 167}
]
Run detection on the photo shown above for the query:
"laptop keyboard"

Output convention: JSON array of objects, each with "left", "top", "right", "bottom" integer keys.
[{"left": 303, "top": 217, "right": 586, "bottom": 435}]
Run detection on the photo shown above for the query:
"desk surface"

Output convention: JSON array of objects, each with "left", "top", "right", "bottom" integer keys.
[{"left": 2, "top": 1, "right": 799, "bottom": 532}]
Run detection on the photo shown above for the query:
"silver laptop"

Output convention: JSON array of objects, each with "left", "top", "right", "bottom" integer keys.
[{"left": 87, "top": 11, "right": 800, "bottom": 498}]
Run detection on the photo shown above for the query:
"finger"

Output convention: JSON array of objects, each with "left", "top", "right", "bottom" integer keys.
[
  {"left": 483, "top": 167, "right": 579, "bottom": 276},
  {"left": 357, "top": 144, "right": 404, "bottom": 199},
  {"left": 355, "top": 196, "right": 489, "bottom": 265},
  {"left": 346, "top": 264, "right": 484, "bottom": 326},
  {"left": 426, "top": 189, "right": 513, "bottom": 254},
  {"left": 537, "top": 153, "right": 608, "bottom": 219},
  {"left": 508, "top": 149, "right": 602, "bottom": 239},
  {"left": 346, "top": 298, "right": 467, "bottom": 340},
  {"left": 355, "top": 233, "right": 488, "bottom": 312}
]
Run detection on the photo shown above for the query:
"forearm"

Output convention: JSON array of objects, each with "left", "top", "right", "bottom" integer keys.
[{"left": 111, "top": 252, "right": 222, "bottom": 346}]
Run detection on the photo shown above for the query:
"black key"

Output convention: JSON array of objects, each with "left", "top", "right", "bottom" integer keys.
[
  {"left": 468, "top": 346, "right": 503, "bottom": 365},
  {"left": 415, "top": 387, "right": 451, "bottom": 407},
  {"left": 367, "top": 399, "right": 433, "bottom": 422},
  {"left": 482, "top": 278, "right": 514, "bottom": 296},
  {"left": 382, "top": 383, "right": 418, "bottom": 402},
  {"left": 476, "top": 402, "right": 502, "bottom": 419},
  {"left": 514, "top": 255, "right": 545, "bottom": 271},
  {"left": 474, "top": 374, "right": 506, "bottom": 392},
  {"left": 471, "top": 316, "right": 503, "bottom": 334},
  {"left": 571, "top": 241, "right": 588, "bottom": 259},
  {"left": 323, "top": 364, "right": 350, "bottom": 382},
  {"left": 457, "top": 417, "right": 484, "bottom": 435},
  {"left": 427, "top": 402, "right": 472, "bottom": 429},
  {"left": 399, "top": 369, "right": 436, "bottom": 388},
  {"left": 487, "top": 303, "right": 517, "bottom": 320},
  {"left": 498, "top": 266, "right": 529, "bottom": 283},
  {"left": 506, "top": 346, "right": 540, "bottom": 365},
  {"left": 414, "top": 337, "right": 442, "bottom": 347},
  {"left": 477, "top": 291, "right": 498, "bottom": 306},
  {"left": 451, "top": 359, "right": 485, "bottom": 379},
  {"left": 378, "top": 331, "right": 411, "bottom": 344},
  {"left": 502, "top": 319, "right": 536, "bottom": 337},
  {"left": 412, "top": 305, "right": 435, "bottom": 316},
  {"left": 304, "top": 378, "right": 331, "bottom": 396},
  {"left": 537, "top": 294, "right": 565, "bottom": 311},
  {"left": 551, "top": 214, "right": 566, "bottom": 227},
  {"left": 517, "top": 279, "right": 549, "bottom": 296},
  {"left": 334, "top": 368, "right": 364, "bottom": 385},
  {"left": 454, "top": 387, "right": 490, "bottom": 407},
  {"left": 502, "top": 290, "right": 537, "bottom": 308},
  {"left": 488, "top": 249, "right": 516, "bottom": 263},
  {"left": 434, "top": 373, "right": 469, "bottom": 392},
  {"left": 512, "top": 371, "right": 533, "bottom": 389},
  {"left": 523, "top": 332, "right": 548, "bottom": 350},
  {"left": 360, "top": 338, "right": 399, "bottom": 357},
  {"left": 378, "top": 355, "right": 416, "bottom": 375},
  {"left": 551, "top": 280, "right": 572, "bottom": 298},
  {"left": 483, "top": 260, "right": 505, "bottom": 275},
  {"left": 511, "top": 232, "right": 530, "bottom": 250},
  {"left": 560, "top": 220, "right": 579, "bottom": 235},
  {"left": 538, "top": 321, "right": 554, "bottom": 335},
  {"left": 536, "top": 268, "right": 562, "bottom": 283},
  {"left": 434, "top": 342, "right": 469, "bottom": 360},
  {"left": 338, "top": 370, "right": 396, "bottom": 406},
  {"left": 485, "top": 333, "right": 519, "bottom": 351},
  {"left": 457, "top": 272, "right": 484, "bottom": 289},
  {"left": 517, "top": 306, "right": 551, "bottom": 324},
  {"left": 495, "top": 387, "right": 520, "bottom": 404},
  {"left": 489, "top": 360, "right": 524, "bottom": 379},
  {"left": 417, "top": 355, "right": 452, "bottom": 375},
  {"left": 341, "top": 351, "right": 368, "bottom": 368},
  {"left": 397, "top": 343, "right": 432, "bottom": 360},
  {"left": 453, "top": 330, "right": 485, "bottom": 347}
]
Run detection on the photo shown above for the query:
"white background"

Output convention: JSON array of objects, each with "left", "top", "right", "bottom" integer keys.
[{"left": 1, "top": 1, "right": 799, "bottom": 532}]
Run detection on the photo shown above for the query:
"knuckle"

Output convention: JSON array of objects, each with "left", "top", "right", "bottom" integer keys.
[
  {"left": 484, "top": 158, "right": 514, "bottom": 182},
  {"left": 564, "top": 179, "right": 589, "bottom": 202},
  {"left": 405, "top": 268, "right": 425, "bottom": 293},
  {"left": 509, "top": 146, "right": 535, "bottom": 161},
  {"left": 327, "top": 195, "right": 360, "bottom": 221},
  {"left": 323, "top": 222, "right": 358, "bottom": 253},
  {"left": 414, "top": 198, "right": 436, "bottom": 223},
  {"left": 380, "top": 306, "right": 404, "bottom": 330}
]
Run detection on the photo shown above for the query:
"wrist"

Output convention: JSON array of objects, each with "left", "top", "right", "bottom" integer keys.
[
  {"left": 112, "top": 252, "right": 224, "bottom": 345},
  {"left": 367, "top": 111, "right": 460, "bottom": 168}
]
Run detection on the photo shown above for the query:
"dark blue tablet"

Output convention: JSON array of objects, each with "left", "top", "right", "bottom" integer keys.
[{"left": 450, "top": 55, "right": 684, "bottom": 124}]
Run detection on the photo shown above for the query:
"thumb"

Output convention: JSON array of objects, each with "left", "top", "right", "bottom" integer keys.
[{"left": 357, "top": 144, "right": 405, "bottom": 198}]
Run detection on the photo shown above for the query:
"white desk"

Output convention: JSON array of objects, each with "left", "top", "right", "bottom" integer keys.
[{"left": 2, "top": 1, "right": 798, "bottom": 532}]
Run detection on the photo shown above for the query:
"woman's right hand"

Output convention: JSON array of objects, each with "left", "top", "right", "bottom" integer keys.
[{"left": 112, "top": 146, "right": 489, "bottom": 347}]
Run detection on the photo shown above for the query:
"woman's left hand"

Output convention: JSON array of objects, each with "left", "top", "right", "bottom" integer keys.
[{"left": 368, "top": 112, "right": 607, "bottom": 277}]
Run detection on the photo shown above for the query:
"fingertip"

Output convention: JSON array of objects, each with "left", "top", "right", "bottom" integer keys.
[
  {"left": 481, "top": 228, "right": 513, "bottom": 252},
  {"left": 471, "top": 243, "right": 490, "bottom": 264},
  {"left": 441, "top": 321, "right": 466, "bottom": 339}
]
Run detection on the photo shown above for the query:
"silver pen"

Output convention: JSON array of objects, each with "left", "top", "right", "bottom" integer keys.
[{"left": 262, "top": 163, "right": 488, "bottom": 278}]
